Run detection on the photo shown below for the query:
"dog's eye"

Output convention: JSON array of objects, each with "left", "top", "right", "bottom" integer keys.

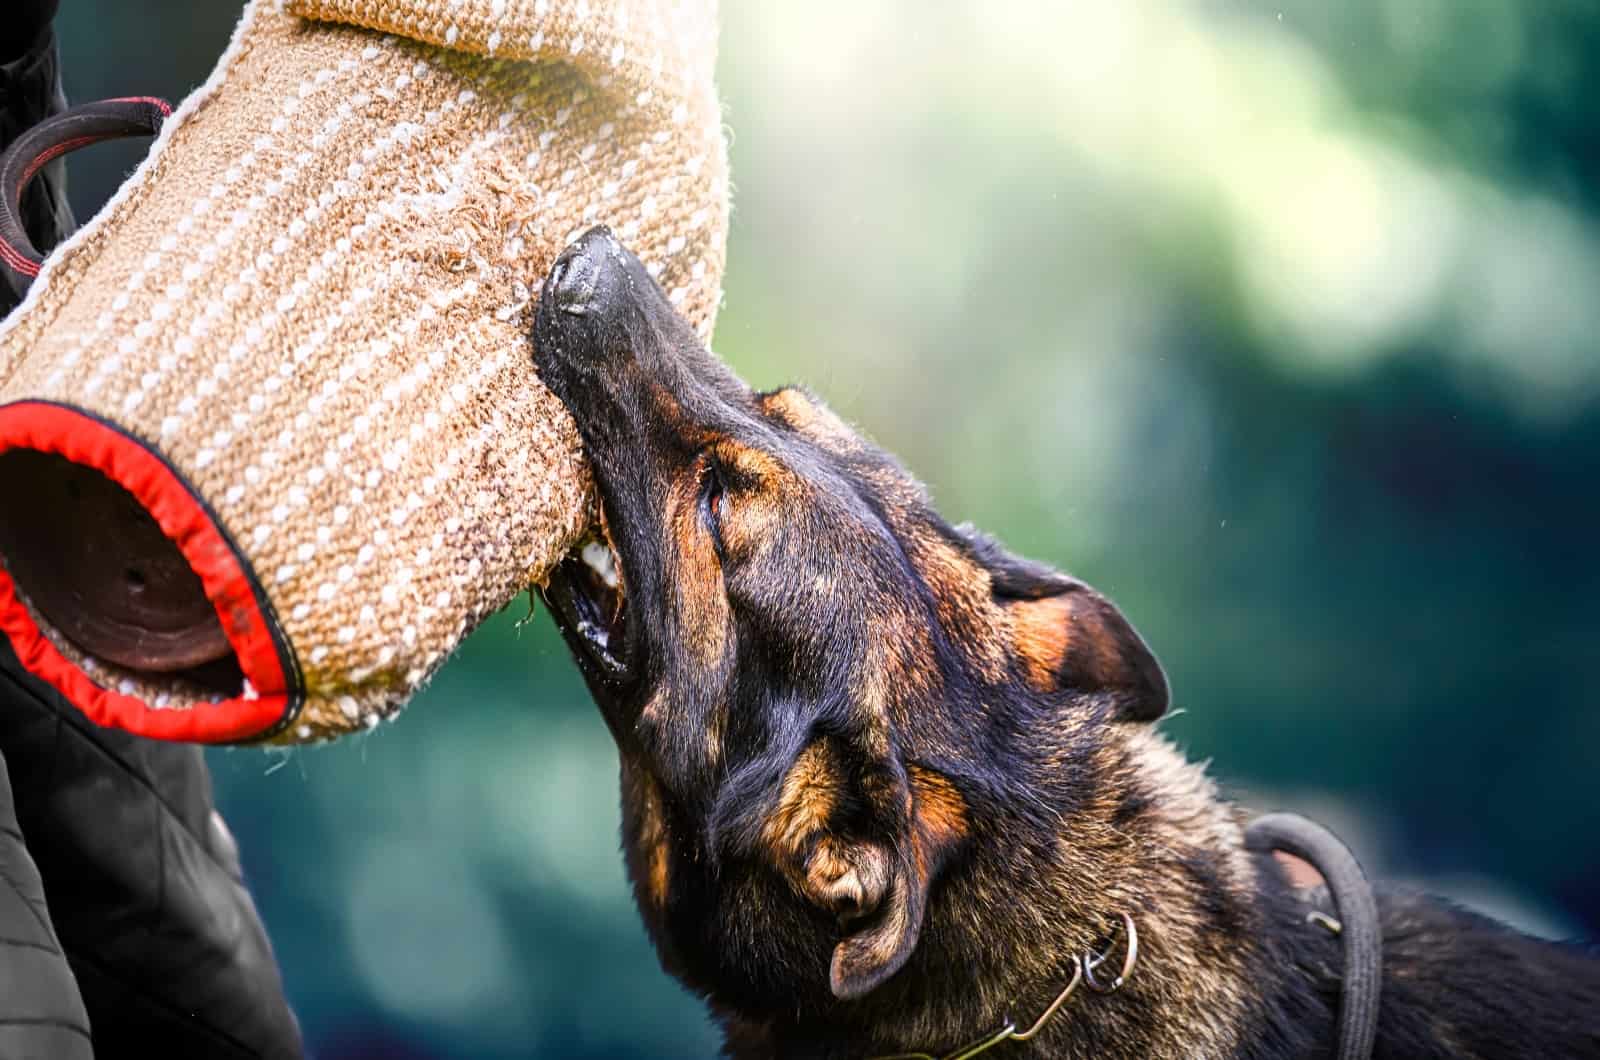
[{"left": 700, "top": 458, "right": 727, "bottom": 553}]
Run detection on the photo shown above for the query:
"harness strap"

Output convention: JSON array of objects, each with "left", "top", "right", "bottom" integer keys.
[
  {"left": 1246, "top": 812, "right": 1382, "bottom": 1060},
  {"left": 0, "top": 95, "right": 169, "bottom": 300}
]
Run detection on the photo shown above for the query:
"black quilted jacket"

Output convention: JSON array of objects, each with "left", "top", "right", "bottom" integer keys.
[{"left": 0, "top": 14, "right": 303, "bottom": 1057}]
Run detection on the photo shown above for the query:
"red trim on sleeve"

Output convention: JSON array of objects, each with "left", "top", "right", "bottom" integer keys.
[{"left": 0, "top": 401, "right": 296, "bottom": 743}]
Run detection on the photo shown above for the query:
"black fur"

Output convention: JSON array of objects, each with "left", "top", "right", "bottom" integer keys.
[{"left": 531, "top": 226, "right": 1600, "bottom": 1058}]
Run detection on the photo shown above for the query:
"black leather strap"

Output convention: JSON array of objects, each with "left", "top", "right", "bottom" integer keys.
[
  {"left": 1247, "top": 812, "right": 1382, "bottom": 1060},
  {"left": 0, "top": 96, "right": 169, "bottom": 301},
  {"left": 0, "top": 21, "right": 71, "bottom": 317}
]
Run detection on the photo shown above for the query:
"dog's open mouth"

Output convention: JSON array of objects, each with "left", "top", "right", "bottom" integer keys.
[{"left": 541, "top": 528, "right": 631, "bottom": 683}]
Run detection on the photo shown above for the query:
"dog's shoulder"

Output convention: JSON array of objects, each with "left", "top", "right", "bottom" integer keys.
[{"left": 1371, "top": 888, "right": 1600, "bottom": 1059}]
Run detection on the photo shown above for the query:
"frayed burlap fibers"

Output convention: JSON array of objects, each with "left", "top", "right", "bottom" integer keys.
[{"left": 0, "top": 0, "right": 728, "bottom": 743}]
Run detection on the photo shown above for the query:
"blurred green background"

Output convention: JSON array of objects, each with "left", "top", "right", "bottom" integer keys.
[{"left": 50, "top": 1, "right": 1600, "bottom": 1056}]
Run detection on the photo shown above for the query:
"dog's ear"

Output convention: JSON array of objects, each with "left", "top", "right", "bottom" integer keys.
[
  {"left": 963, "top": 526, "right": 1169, "bottom": 721},
  {"left": 825, "top": 839, "right": 927, "bottom": 1001},
  {"left": 824, "top": 761, "right": 966, "bottom": 1000},
  {"left": 1007, "top": 582, "right": 1169, "bottom": 721},
  {"left": 729, "top": 734, "right": 967, "bottom": 1001}
]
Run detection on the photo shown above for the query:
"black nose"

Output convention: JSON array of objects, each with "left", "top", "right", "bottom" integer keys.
[{"left": 548, "top": 225, "right": 621, "bottom": 317}]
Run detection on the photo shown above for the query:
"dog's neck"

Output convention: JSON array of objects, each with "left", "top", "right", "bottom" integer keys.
[{"left": 751, "top": 728, "right": 1315, "bottom": 1059}]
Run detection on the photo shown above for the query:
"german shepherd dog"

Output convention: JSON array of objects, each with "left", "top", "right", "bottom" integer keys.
[{"left": 532, "top": 226, "right": 1600, "bottom": 1059}]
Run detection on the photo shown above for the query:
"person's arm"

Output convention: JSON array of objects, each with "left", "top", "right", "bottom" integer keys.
[
  {"left": 0, "top": 739, "right": 94, "bottom": 1060},
  {"left": 0, "top": 9, "right": 91, "bottom": 1051},
  {"left": 1, "top": 5, "right": 302, "bottom": 1054},
  {"left": 0, "top": 640, "right": 305, "bottom": 1059},
  {"left": 0, "top": 0, "right": 71, "bottom": 316}
]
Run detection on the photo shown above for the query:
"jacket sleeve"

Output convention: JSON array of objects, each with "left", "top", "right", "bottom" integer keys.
[
  {"left": 0, "top": 745, "right": 95, "bottom": 1060},
  {"left": 0, "top": 16, "right": 92, "bottom": 1054},
  {"left": 0, "top": 640, "right": 304, "bottom": 1060}
]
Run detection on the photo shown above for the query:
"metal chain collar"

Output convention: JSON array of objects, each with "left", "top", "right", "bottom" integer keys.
[{"left": 870, "top": 912, "right": 1139, "bottom": 1060}]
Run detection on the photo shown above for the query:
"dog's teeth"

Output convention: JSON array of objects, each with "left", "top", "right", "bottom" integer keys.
[{"left": 581, "top": 540, "right": 620, "bottom": 589}]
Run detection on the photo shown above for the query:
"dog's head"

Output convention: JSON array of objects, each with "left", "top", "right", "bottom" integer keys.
[{"left": 533, "top": 227, "right": 1168, "bottom": 1008}]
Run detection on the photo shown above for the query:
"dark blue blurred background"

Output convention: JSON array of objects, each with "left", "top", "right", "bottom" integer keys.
[{"left": 52, "top": 1, "right": 1600, "bottom": 1056}]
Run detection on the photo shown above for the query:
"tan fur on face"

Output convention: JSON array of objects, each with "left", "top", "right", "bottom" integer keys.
[
  {"left": 621, "top": 755, "right": 673, "bottom": 913},
  {"left": 639, "top": 688, "right": 668, "bottom": 724},
  {"left": 703, "top": 704, "right": 725, "bottom": 767},
  {"left": 856, "top": 621, "right": 939, "bottom": 740},
  {"left": 762, "top": 740, "right": 840, "bottom": 861},
  {"left": 903, "top": 533, "right": 1009, "bottom": 683},
  {"left": 706, "top": 437, "right": 803, "bottom": 568},
  {"left": 909, "top": 765, "right": 968, "bottom": 849},
  {"left": 666, "top": 466, "right": 729, "bottom": 671},
  {"left": 759, "top": 740, "right": 905, "bottom": 924},
  {"left": 760, "top": 387, "right": 864, "bottom": 454},
  {"left": 711, "top": 438, "right": 789, "bottom": 488}
]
